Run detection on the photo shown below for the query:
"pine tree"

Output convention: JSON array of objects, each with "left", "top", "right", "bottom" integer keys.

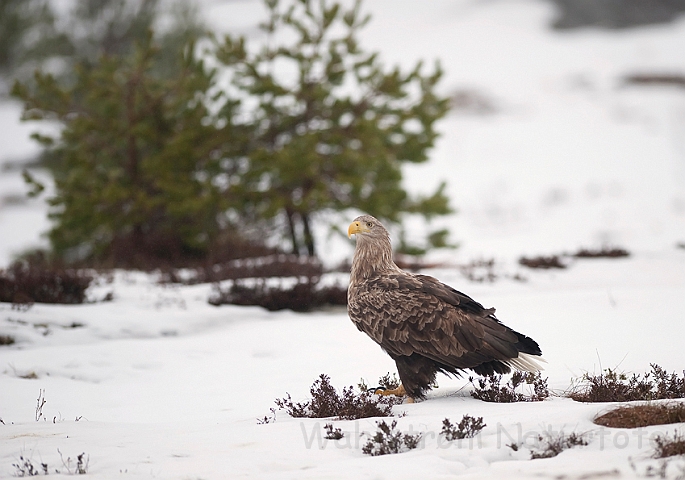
[
  {"left": 14, "top": 0, "right": 454, "bottom": 265},
  {"left": 12, "top": 32, "right": 242, "bottom": 266},
  {"left": 214, "top": 0, "right": 452, "bottom": 256}
]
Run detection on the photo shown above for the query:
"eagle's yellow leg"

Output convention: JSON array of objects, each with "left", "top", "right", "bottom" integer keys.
[
  {"left": 374, "top": 383, "right": 414, "bottom": 402},
  {"left": 374, "top": 383, "right": 405, "bottom": 396}
]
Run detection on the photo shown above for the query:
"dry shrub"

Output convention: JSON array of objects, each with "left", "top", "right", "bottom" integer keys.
[
  {"left": 573, "top": 246, "right": 630, "bottom": 258},
  {"left": 441, "top": 415, "right": 486, "bottom": 441},
  {"left": 519, "top": 245, "right": 631, "bottom": 271},
  {"left": 569, "top": 364, "right": 685, "bottom": 403},
  {"left": 209, "top": 278, "right": 347, "bottom": 312},
  {"left": 362, "top": 419, "right": 422, "bottom": 456},
  {"left": 623, "top": 74, "right": 685, "bottom": 89},
  {"left": 12, "top": 449, "right": 88, "bottom": 476},
  {"left": 163, "top": 254, "right": 323, "bottom": 284},
  {"left": 653, "top": 431, "right": 685, "bottom": 458},
  {"left": 274, "top": 374, "right": 401, "bottom": 420},
  {"left": 518, "top": 255, "right": 567, "bottom": 269},
  {"left": 0, "top": 259, "right": 92, "bottom": 306},
  {"left": 470, "top": 371, "right": 549, "bottom": 403},
  {"left": 323, "top": 423, "right": 344, "bottom": 440},
  {"left": 173, "top": 254, "right": 348, "bottom": 312},
  {"left": 89, "top": 229, "right": 280, "bottom": 271},
  {"left": 529, "top": 431, "right": 588, "bottom": 459},
  {"left": 595, "top": 403, "right": 685, "bottom": 428},
  {"left": 460, "top": 258, "right": 498, "bottom": 283}
]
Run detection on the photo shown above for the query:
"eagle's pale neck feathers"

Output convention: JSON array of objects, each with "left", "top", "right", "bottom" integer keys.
[{"left": 350, "top": 218, "right": 401, "bottom": 282}]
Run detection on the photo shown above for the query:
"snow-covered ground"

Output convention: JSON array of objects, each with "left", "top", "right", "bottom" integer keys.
[{"left": 1, "top": 0, "right": 685, "bottom": 478}]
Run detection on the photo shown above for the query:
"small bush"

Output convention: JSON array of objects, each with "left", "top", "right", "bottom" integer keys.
[
  {"left": 530, "top": 431, "right": 588, "bottom": 459},
  {"left": 595, "top": 403, "right": 685, "bottom": 428},
  {"left": 12, "top": 455, "right": 48, "bottom": 476},
  {"left": 256, "top": 408, "right": 276, "bottom": 425},
  {"left": 362, "top": 419, "right": 422, "bottom": 456},
  {"left": 274, "top": 374, "right": 401, "bottom": 420},
  {"left": 441, "top": 415, "right": 486, "bottom": 441},
  {"left": 519, "top": 255, "right": 567, "bottom": 269},
  {"left": 573, "top": 246, "right": 630, "bottom": 258},
  {"left": 323, "top": 423, "right": 344, "bottom": 440},
  {"left": 470, "top": 372, "right": 549, "bottom": 403},
  {"left": 12, "top": 450, "right": 88, "bottom": 476},
  {"left": 569, "top": 364, "right": 685, "bottom": 403},
  {"left": 209, "top": 278, "right": 347, "bottom": 312},
  {"left": 459, "top": 258, "right": 498, "bottom": 283},
  {"left": 630, "top": 458, "right": 685, "bottom": 479},
  {"left": 623, "top": 74, "right": 685, "bottom": 89},
  {"left": 162, "top": 254, "right": 322, "bottom": 284},
  {"left": 58, "top": 450, "right": 88, "bottom": 475},
  {"left": 0, "top": 260, "right": 92, "bottom": 306},
  {"left": 653, "top": 431, "right": 685, "bottom": 459},
  {"left": 518, "top": 246, "right": 631, "bottom": 271},
  {"left": 0, "top": 334, "right": 16, "bottom": 346}
]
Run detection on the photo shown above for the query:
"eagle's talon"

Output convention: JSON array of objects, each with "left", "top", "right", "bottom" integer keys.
[{"left": 374, "top": 383, "right": 406, "bottom": 397}]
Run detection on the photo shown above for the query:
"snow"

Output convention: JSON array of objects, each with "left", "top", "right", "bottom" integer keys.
[{"left": 2, "top": 0, "right": 685, "bottom": 478}]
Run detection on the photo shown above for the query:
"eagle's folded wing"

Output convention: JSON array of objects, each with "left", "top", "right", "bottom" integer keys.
[{"left": 348, "top": 273, "right": 528, "bottom": 371}]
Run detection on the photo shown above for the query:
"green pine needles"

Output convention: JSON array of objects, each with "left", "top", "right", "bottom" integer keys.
[{"left": 13, "top": 0, "right": 452, "bottom": 266}]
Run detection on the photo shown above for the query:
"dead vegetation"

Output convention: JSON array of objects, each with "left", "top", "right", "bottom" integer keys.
[
  {"left": 323, "top": 423, "right": 344, "bottom": 440},
  {"left": 519, "top": 246, "right": 630, "bottom": 270},
  {"left": 653, "top": 431, "right": 685, "bottom": 459},
  {"left": 12, "top": 456, "right": 48, "bottom": 476},
  {"left": 573, "top": 247, "right": 630, "bottom": 258},
  {"left": 12, "top": 449, "right": 88, "bottom": 476},
  {"left": 470, "top": 372, "right": 550, "bottom": 403},
  {"left": 623, "top": 73, "right": 685, "bottom": 89},
  {"left": 519, "top": 255, "right": 568, "bottom": 270},
  {"left": 568, "top": 364, "right": 685, "bottom": 403},
  {"left": 459, "top": 258, "right": 499, "bottom": 283},
  {"left": 440, "top": 415, "right": 486, "bottom": 441},
  {"left": 449, "top": 88, "right": 498, "bottom": 115},
  {"left": 182, "top": 254, "right": 349, "bottom": 311},
  {"left": 595, "top": 402, "right": 685, "bottom": 428},
  {"left": 274, "top": 374, "right": 402, "bottom": 420},
  {"left": 35, "top": 389, "right": 46, "bottom": 422},
  {"left": 0, "top": 259, "right": 93, "bottom": 307},
  {"left": 361, "top": 419, "right": 422, "bottom": 456},
  {"left": 528, "top": 431, "right": 589, "bottom": 459},
  {"left": 161, "top": 254, "right": 324, "bottom": 285},
  {"left": 208, "top": 279, "right": 347, "bottom": 311}
]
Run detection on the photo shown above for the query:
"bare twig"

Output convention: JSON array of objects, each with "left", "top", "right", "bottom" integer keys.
[{"left": 35, "top": 389, "right": 46, "bottom": 422}]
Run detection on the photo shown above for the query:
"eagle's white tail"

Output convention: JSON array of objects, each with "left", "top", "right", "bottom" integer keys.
[{"left": 507, "top": 353, "right": 547, "bottom": 372}]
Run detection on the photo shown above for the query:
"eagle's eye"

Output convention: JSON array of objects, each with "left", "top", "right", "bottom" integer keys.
[{"left": 366, "top": 222, "right": 373, "bottom": 228}]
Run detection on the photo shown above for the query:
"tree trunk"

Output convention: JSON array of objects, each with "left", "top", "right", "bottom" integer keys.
[
  {"left": 285, "top": 207, "right": 300, "bottom": 255},
  {"left": 301, "top": 212, "right": 315, "bottom": 257}
]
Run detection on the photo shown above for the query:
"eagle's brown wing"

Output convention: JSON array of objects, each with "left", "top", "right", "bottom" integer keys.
[{"left": 348, "top": 272, "right": 530, "bottom": 370}]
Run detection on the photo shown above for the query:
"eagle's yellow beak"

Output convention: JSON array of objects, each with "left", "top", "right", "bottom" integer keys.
[{"left": 348, "top": 221, "right": 366, "bottom": 238}]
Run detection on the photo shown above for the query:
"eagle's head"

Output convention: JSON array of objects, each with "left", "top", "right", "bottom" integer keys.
[
  {"left": 347, "top": 215, "right": 389, "bottom": 243},
  {"left": 347, "top": 215, "right": 396, "bottom": 278}
]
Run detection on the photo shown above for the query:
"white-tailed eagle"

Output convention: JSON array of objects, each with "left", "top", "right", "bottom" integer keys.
[{"left": 347, "top": 214, "right": 544, "bottom": 400}]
